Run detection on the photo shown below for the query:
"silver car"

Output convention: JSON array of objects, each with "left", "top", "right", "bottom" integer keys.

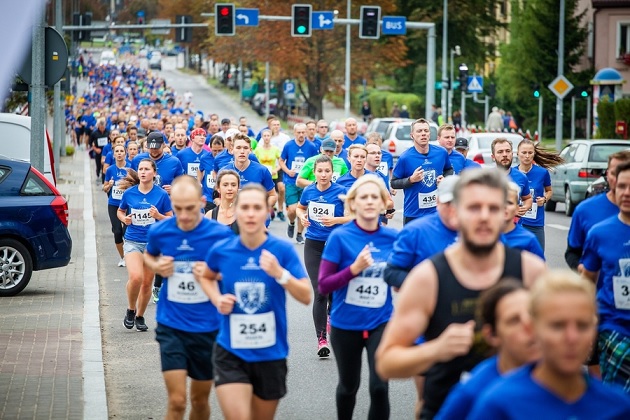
[
  {"left": 547, "top": 139, "right": 629, "bottom": 216},
  {"left": 382, "top": 120, "right": 439, "bottom": 158},
  {"left": 465, "top": 132, "right": 525, "bottom": 167},
  {"left": 366, "top": 118, "right": 414, "bottom": 138}
]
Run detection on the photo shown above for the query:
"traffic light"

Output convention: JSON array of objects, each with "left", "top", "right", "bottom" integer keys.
[
  {"left": 359, "top": 6, "right": 381, "bottom": 39},
  {"left": 176, "top": 15, "right": 192, "bottom": 43},
  {"left": 576, "top": 85, "right": 589, "bottom": 98},
  {"left": 532, "top": 83, "right": 540, "bottom": 98},
  {"left": 215, "top": 3, "right": 235, "bottom": 36},
  {"left": 292, "top": 4, "right": 312, "bottom": 37},
  {"left": 487, "top": 83, "right": 496, "bottom": 98},
  {"left": 459, "top": 63, "right": 469, "bottom": 93},
  {"left": 136, "top": 10, "right": 144, "bottom": 25}
]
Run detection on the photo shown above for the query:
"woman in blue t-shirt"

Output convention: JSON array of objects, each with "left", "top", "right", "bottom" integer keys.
[
  {"left": 318, "top": 174, "right": 398, "bottom": 420},
  {"left": 103, "top": 143, "right": 131, "bottom": 267},
  {"left": 205, "top": 169, "right": 240, "bottom": 234},
  {"left": 117, "top": 159, "right": 173, "bottom": 332},
  {"left": 296, "top": 156, "right": 350, "bottom": 358},
  {"left": 195, "top": 184, "right": 311, "bottom": 419},
  {"left": 516, "top": 139, "right": 563, "bottom": 251}
]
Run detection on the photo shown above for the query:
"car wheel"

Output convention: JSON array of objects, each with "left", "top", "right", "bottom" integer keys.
[
  {"left": 564, "top": 187, "right": 576, "bottom": 217},
  {"left": 0, "top": 239, "right": 33, "bottom": 297},
  {"left": 545, "top": 198, "right": 557, "bottom": 212}
]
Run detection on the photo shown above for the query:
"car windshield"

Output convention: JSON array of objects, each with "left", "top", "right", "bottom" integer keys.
[
  {"left": 395, "top": 125, "right": 411, "bottom": 140},
  {"left": 477, "top": 135, "right": 523, "bottom": 150},
  {"left": 375, "top": 121, "right": 393, "bottom": 135},
  {"left": 589, "top": 144, "right": 629, "bottom": 162}
]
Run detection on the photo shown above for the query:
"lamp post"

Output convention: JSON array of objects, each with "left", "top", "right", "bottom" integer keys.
[
  {"left": 459, "top": 63, "right": 468, "bottom": 128},
  {"left": 441, "top": 0, "right": 448, "bottom": 117},
  {"left": 449, "top": 45, "right": 460, "bottom": 122}
]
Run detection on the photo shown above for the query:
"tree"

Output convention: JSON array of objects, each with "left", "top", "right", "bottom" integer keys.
[
  {"left": 206, "top": 0, "right": 408, "bottom": 119},
  {"left": 496, "top": 0, "right": 589, "bottom": 128},
  {"left": 157, "top": 0, "right": 211, "bottom": 56}
]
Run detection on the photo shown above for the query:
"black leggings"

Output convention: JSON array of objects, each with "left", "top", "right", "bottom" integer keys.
[
  {"left": 330, "top": 323, "right": 389, "bottom": 420},
  {"left": 107, "top": 204, "right": 125, "bottom": 244},
  {"left": 304, "top": 238, "right": 328, "bottom": 339},
  {"left": 94, "top": 152, "right": 103, "bottom": 177}
]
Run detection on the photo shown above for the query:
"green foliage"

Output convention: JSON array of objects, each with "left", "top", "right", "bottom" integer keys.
[
  {"left": 614, "top": 98, "right": 630, "bottom": 125},
  {"left": 368, "top": 91, "right": 422, "bottom": 118},
  {"left": 597, "top": 99, "right": 616, "bottom": 139}
]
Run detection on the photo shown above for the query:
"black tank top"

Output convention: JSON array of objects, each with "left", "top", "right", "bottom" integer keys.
[
  {"left": 210, "top": 206, "right": 239, "bottom": 234},
  {"left": 421, "top": 246, "right": 523, "bottom": 419}
]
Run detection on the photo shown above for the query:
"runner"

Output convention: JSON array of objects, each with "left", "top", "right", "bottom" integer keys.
[
  {"left": 503, "top": 182, "right": 545, "bottom": 260},
  {"left": 337, "top": 144, "right": 370, "bottom": 189},
  {"left": 453, "top": 138, "right": 481, "bottom": 171},
  {"left": 279, "top": 123, "right": 318, "bottom": 244},
  {"left": 436, "top": 124, "right": 466, "bottom": 174},
  {"left": 436, "top": 279, "right": 539, "bottom": 419},
  {"left": 176, "top": 127, "right": 208, "bottom": 179},
  {"left": 319, "top": 174, "right": 397, "bottom": 420},
  {"left": 205, "top": 169, "right": 240, "bottom": 234},
  {"left": 117, "top": 159, "right": 173, "bottom": 331},
  {"left": 468, "top": 270, "right": 630, "bottom": 418},
  {"left": 103, "top": 143, "right": 131, "bottom": 267},
  {"left": 391, "top": 118, "right": 453, "bottom": 225},
  {"left": 376, "top": 168, "right": 546, "bottom": 418},
  {"left": 295, "top": 156, "right": 349, "bottom": 357},
  {"left": 194, "top": 184, "right": 312, "bottom": 420},
  {"left": 491, "top": 138, "right": 532, "bottom": 217},
  {"left": 144, "top": 176, "right": 233, "bottom": 419},
  {"left": 254, "top": 129, "right": 281, "bottom": 220},
  {"left": 366, "top": 133, "right": 394, "bottom": 193},
  {"left": 296, "top": 138, "right": 349, "bottom": 188},
  {"left": 581, "top": 160, "right": 630, "bottom": 392},
  {"left": 517, "top": 139, "right": 563, "bottom": 251},
  {"left": 131, "top": 132, "right": 184, "bottom": 195}
]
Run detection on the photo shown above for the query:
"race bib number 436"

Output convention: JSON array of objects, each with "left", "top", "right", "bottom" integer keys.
[{"left": 418, "top": 192, "right": 437, "bottom": 209}]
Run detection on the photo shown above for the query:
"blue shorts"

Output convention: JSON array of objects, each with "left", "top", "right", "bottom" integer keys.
[
  {"left": 285, "top": 183, "right": 303, "bottom": 206},
  {"left": 123, "top": 239, "right": 147, "bottom": 255},
  {"left": 155, "top": 323, "right": 218, "bottom": 381}
]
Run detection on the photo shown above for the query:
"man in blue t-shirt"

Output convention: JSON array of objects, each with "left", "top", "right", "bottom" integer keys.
[
  {"left": 437, "top": 124, "right": 467, "bottom": 175},
  {"left": 279, "top": 123, "right": 318, "bottom": 244},
  {"left": 581, "top": 160, "right": 630, "bottom": 392},
  {"left": 342, "top": 117, "right": 367, "bottom": 149},
  {"left": 454, "top": 138, "right": 482, "bottom": 171},
  {"left": 490, "top": 137, "right": 532, "bottom": 216},
  {"left": 144, "top": 176, "right": 233, "bottom": 420},
  {"left": 131, "top": 132, "right": 184, "bottom": 194},
  {"left": 566, "top": 150, "right": 630, "bottom": 270},
  {"left": 391, "top": 118, "right": 454, "bottom": 224}
]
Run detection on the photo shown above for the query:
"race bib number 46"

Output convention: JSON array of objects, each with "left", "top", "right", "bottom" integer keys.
[
  {"left": 229, "top": 312, "right": 276, "bottom": 349},
  {"left": 167, "top": 262, "right": 209, "bottom": 304}
]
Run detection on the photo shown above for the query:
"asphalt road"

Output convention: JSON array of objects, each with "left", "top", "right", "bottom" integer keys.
[{"left": 94, "top": 55, "right": 573, "bottom": 419}]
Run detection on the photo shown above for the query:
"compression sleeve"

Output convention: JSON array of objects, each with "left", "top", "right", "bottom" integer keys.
[
  {"left": 318, "top": 259, "right": 355, "bottom": 295},
  {"left": 383, "top": 264, "right": 408, "bottom": 289}
]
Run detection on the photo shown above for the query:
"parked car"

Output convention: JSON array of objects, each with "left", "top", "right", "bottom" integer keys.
[
  {"left": 547, "top": 140, "right": 630, "bottom": 216},
  {"left": 381, "top": 120, "right": 439, "bottom": 158},
  {"left": 99, "top": 50, "right": 116, "bottom": 66},
  {"left": 584, "top": 147, "right": 630, "bottom": 199},
  {"left": 366, "top": 117, "right": 414, "bottom": 138},
  {"left": 0, "top": 156, "right": 72, "bottom": 296},
  {"left": 149, "top": 51, "right": 162, "bottom": 70},
  {"left": 466, "top": 132, "right": 525, "bottom": 167}
]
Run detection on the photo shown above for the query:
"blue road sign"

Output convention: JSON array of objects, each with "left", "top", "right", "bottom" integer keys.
[
  {"left": 235, "top": 8, "right": 259, "bottom": 27},
  {"left": 467, "top": 76, "right": 484, "bottom": 93},
  {"left": 312, "top": 12, "right": 334, "bottom": 30},
  {"left": 382, "top": 16, "right": 406, "bottom": 35},
  {"left": 284, "top": 80, "right": 296, "bottom": 98}
]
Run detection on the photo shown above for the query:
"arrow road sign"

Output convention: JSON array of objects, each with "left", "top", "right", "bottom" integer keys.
[
  {"left": 312, "top": 12, "right": 334, "bottom": 30},
  {"left": 467, "top": 76, "right": 484, "bottom": 93},
  {"left": 382, "top": 16, "right": 406, "bottom": 35},
  {"left": 235, "top": 8, "right": 259, "bottom": 27}
]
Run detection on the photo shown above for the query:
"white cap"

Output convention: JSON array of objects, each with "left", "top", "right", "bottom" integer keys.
[{"left": 437, "top": 175, "right": 460, "bottom": 203}]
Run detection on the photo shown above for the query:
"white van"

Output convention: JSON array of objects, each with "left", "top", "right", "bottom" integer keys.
[{"left": 0, "top": 113, "right": 56, "bottom": 185}]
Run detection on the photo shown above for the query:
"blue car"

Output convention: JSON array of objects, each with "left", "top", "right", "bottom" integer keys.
[{"left": 0, "top": 156, "right": 72, "bottom": 296}]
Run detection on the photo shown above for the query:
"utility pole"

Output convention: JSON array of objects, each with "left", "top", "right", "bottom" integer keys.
[
  {"left": 30, "top": 11, "right": 46, "bottom": 174},
  {"left": 441, "top": 0, "right": 448, "bottom": 117},
  {"left": 344, "top": 0, "right": 351, "bottom": 118},
  {"left": 54, "top": 0, "right": 64, "bottom": 173},
  {"left": 555, "top": 0, "right": 565, "bottom": 151}
]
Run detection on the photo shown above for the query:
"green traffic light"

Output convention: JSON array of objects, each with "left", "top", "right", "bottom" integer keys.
[
  {"left": 534, "top": 91, "right": 540, "bottom": 98},
  {"left": 297, "top": 25, "right": 306, "bottom": 34},
  {"left": 581, "top": 91, "right": 588, "bottom": 98}
]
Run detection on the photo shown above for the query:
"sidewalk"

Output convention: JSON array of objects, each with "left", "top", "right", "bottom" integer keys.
[{"left": 0, "top": 150, "right": 105, "bottom": 420}]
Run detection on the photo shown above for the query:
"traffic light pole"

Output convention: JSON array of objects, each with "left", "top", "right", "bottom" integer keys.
[
  {"left": 538, "top": 95, "right": 543, "bottom": 141},
  {"left": 570, "top": 96, "right": 575, "bottom": 141},
  {"left": 344, "top": 0, "right": 351, "bottom": 118},
  {"left": 586, "top": 97, "right": 591, "bottom": 140}
]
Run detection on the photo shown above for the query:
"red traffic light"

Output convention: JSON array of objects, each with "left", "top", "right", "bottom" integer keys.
[{"left": 220, "top": 7, "right": 229, "bottom": 16}]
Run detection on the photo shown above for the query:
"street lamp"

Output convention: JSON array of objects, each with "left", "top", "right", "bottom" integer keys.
[{"left": 449, "top": 45, "right": 460, "bottom": 122}]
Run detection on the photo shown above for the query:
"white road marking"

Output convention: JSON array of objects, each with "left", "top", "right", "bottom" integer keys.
[{"left": 547, "top": 224, "right": 569, "bottom": 231}]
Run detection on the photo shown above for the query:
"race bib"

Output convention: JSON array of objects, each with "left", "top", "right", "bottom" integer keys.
[
  {"left": 377, "top": 162, "right": 388, "bottom": 176},
  {"left": 206, "top": 173, "right": 216, "bottom": 189},
  {"left": 131, "top": 208, "right": 155, "bottom": 226},
  {"left": 111, "top": 184, "right": 123, "bottom": 200},
  {"left": 522, "top": 189, "right": 538, "bottom": 220},
  {"left": 418, "top": 191, "right": 437, "bottom": 209},
  {"left": 332, "top": 172, "right": 340, "bottom": 183},
  {"left": 97, "top": 137, "right": 108, "bottom": 147},
  {"left": 613, "top": 276, "right": 630, "bottom": 310},
  {"left": 346, "top": 276, "right": 387, "bottom": 308},
  {"left": 229, "top": 312, "right": 276, "bottom": 349},
  {"left": 291, "top": 160, "right": 304, "bottom": 172},
  {"left": 187, "top": 162, "right": 200, "bottom": 177},
  {"left": 309, "top": 202, "right": 335, "bottom": 223},
  {"left": 167, "top": 262, "right": 209, "bottom": 304}
]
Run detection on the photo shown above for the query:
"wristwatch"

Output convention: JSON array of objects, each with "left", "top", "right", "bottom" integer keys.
[{"left": 276, "top": 269, "right": 291, "bottom": 285}]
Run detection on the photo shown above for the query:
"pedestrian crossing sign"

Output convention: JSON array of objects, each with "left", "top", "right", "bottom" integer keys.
[{"left": 467, "top": 76, "right": 483, "bottom": 93}]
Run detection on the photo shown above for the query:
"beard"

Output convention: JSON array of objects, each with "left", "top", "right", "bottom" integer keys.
[{"left": 461, "top": 226, "right": 499, "bottom": 257}]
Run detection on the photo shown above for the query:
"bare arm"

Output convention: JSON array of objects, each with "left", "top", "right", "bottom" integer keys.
[
  {"left": 267, "top": 188, "right": 277, "bottom": 208},
  {"left": 143, "top": 253, "right": 174, "bottom": 277},
  {"left": 521, "top": 251, "right": 548, "bottom": 288},
  {"left": 260, "top": 250, "right": 311, "bottom": 305},
  {"left": 296, "top": 176, "right": 314, "bottom": 188}
]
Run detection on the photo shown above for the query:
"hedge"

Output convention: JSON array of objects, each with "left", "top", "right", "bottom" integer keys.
[{"left": 367, "top": 91, "right": 423, "bottom": 119}]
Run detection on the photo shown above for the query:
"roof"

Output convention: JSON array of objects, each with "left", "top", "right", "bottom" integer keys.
[{"left": 592, "top": 0, "right": 630, "bottom": 8}]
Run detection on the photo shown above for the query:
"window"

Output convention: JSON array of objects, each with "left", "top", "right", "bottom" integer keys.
[
  {"left": 21, "top": 170, "right": 53, "bottom": 196},
  {"left": 618, "top": 22, "right": 630, "bottom": 57},
  {"left": 574, "top": 144, "right": 588, "bottom": 163}
]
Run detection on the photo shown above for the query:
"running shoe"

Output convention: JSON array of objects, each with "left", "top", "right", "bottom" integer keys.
[
  {"left": 117, "top": 258, "right": 126, "bottom": 267},
  {"left": 287, "top": 222, "right": 295, "bottom": 238},
  {"left": 270, "top": 207, "right": 276, "bottom": 221},
  {"left": 317, "top": 336, "right": 330, "bottom": 358},
  {"left": 152, "top": 286, "right": 160, "bottom": 303},
  {"left": 277, "top": 211, "right": 286, "bottom": 222},
  {"left": 135, "top": 316, "right": 148, "bottom": 332},
  {"left": 296, "top": 233, "right": 305, "bottom": 244},
  {"left": 123, "top": 309, "right": 136, "bottom": 329}
]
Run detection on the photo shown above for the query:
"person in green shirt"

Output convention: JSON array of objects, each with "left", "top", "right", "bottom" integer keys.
[
  {"left": 239, "top": 123, "right": 258, "bottom": 150},
  {"left": 296, "top": 136, "right": 349, "bottom": 188}
]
